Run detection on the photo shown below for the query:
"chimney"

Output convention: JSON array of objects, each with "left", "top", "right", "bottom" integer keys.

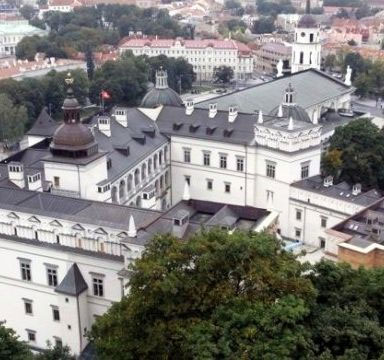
[
  {"left": 114, "top": 108, "right": 128, "bottom": 127},
  {"left": 185, "top": 99, "right": 194, "bottom": 115},
  {"left": 323, "top": 175, "right": 333, "bottom": 187},
  {"left": 98, "top": 116, "right": 111, "bottom": 137},
  {"left": 172, "top": 210, "right": 189, "bottom": 238},
  {"left": 288, "top": 116, "right": 294, "bottom": 131},
  {"left": 257, "top": 110, "right": 263, "bottom": 124},
  {"left": 208, "top": 103, "right": 217, "bottom": 118},
  {"left": 8, "top": 162, "right": 25, "bottom": 188},
  {"left": 277, "top": 104, "right": 283, "bottom": 117},
  {"left": 228, "top": 105, "right": 238, "bottom": 123},
  {"left": 352, "top": 183, "right": 362, "bottom": 196},
  {"left": 27, "top": 171, "right": 42, "bottom": 192},
  {"left": 128, "top": 215, "right": 137, "bottom": 238}
]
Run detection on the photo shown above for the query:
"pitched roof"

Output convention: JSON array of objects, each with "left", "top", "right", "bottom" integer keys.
[
  {"left": 55, "top": 263, "right": 88, "bottom": 296},
  {"left": 27, "top": 108, "right": 59, "bottom": 137},
  {"left": 197, "top": 69, "right": 353, "bottom": 114}
]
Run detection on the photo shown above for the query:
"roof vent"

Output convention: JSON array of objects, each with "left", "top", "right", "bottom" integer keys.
[
  {"left": 223, "top": 127, "right": 234, "bottom": 137},
  {"left": 173, "top": 122, "right": 183, "bottom": 131},
  {"left": 352, "top": 183, "right": 362, "bottom": 196},
  {"left": 209, "top": 103, "right": 217, "bottom": 118},
  {"left": 323, "top": 176, "right": 333, "bottom": 188},
  {"left": 206, "top": 126, "right": 217, "bottom": 135},
  {"left": 131, "top": 133, "right": 146, "bottom": 145},
  {"left": 189, "top": 123, "right": 200, "bottom": 133}
]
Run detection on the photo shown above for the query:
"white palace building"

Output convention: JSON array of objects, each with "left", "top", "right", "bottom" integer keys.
[{"left": 0, "top": 16, "right": 381, "bottom": 356}]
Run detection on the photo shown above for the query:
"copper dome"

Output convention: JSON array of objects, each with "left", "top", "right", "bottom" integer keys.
[
  {"left": 298, "top": 14, "right": 317, "bottom": 28},
  {"left": 52, "top": 123, "right": 96, "bottom": 151}
]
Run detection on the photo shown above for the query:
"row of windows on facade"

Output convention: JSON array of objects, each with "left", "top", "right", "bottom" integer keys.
[
  {"left": 19, "top": 260, "right": 105, "bottom": 297},
  {"left": 26, "top": 329, "right": 62, "bottom": 348},
  {"left": 295, "top": 210, "right": 328, "bottom": 228},
  {"left": 184, "top": 150, "right": 310, "bottom": 180},
  {"left": 185, "top": 176, "right": 232, "bottom": 194},
  {"left": 131, "top": 48, "right": 239, "bottom": 56}
]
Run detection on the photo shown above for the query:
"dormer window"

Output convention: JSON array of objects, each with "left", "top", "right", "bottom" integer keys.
[
  {"left": 9, "top": 165, "right": 22, "bottom": 172},
  {"left": 97, "top": 184, "right": 111, "bottom": 193},
  {"left": 28, "top": 174, "right": 41, "bottom": 183}
]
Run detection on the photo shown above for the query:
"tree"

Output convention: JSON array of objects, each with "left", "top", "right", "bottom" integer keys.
[
  {"left": 0, "top": 322, "right": 33, "bottom": 360},
  {"left": 34, "top": 342, "right": 75, "bottom": 360},
  {"left": 213, "top": 65, "right": 234, "bottom": 85},
  {"left": 252, "top": 16, "right": 276, "bottom": 34},
  {"left": 347, "top": 39, "right": 357, "bottom": 46},
  {"left": 324, "top": 54, "right": 336, "bottom": 71},
  {"left": 90, "top": 230, "right": 315, "bottom": 359},
  {"left": 20, "top": 5, "right": 36, "bottom": 21},
  {"left": 343, "top": 51, "right": 368, "bottom": 81},
  {"left": 336, "top": 8, "right": 350, "bottom": 18},
  {"left": 15, "top": 35, "right": 40, "bottom": 61},
  {"left": 321, "top": 118, "right": 384, "bottom": 189},
  {"left": 85, "top": 46, "right": 95, "bottom": 80},
  {"left": 0, "top": 94, "right": 28, "bottom": 144}
]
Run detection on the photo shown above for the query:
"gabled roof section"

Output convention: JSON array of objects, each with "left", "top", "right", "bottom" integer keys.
[
  {"left": 27, "top": 107, "right": 59, "bottom": 137},
  {"left": 55, "top": 263, "right": 88, "bottom": 296}
]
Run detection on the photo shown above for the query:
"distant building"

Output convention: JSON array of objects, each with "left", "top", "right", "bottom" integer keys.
[
  {"left": 119, "top": 37, "right": 254, "bottom": 81},
  {"left": 47, "top": 0, "right": 83, "bottom": 12},
  {"left": 255, "top": 42, "right": 292, "bottom": 75},
  {"left": 291, "top": 0, "right": 323, "bottom": 11},
  {"left": 276, "top": 14, "right": 301, "bottom": 32},
  {"left": 0, "top": 19, "right": 47, "bottom": 57}
]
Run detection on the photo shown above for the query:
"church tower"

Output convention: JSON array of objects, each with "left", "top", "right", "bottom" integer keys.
[{"left": 291, "top": 0, "right": 321, "bottom": 74}]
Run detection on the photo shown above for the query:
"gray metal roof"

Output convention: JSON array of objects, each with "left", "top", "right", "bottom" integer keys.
[
  {"left": 26, "top": 108, "right": 59, "bottom": 137},
  {"left": 291, "top": 175, "right": 382, "bottom": 207},
  {"left": 55, "top": 263, "right": 88, "bottom": 296},
  {"left": 197, "top": 69, "right": 353, "bottom": 114}
]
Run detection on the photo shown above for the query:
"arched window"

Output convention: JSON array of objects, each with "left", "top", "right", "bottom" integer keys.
[
  {"left": 300, "top": 52, "right": 304, "bottom": 65},
  {"left": 154, "top": 154, "right": 158, "bottom": 170},
  {"left": 148, "top": 158, "right": 152, "bottom": 175},
  {"left": 135, "top": 196, "right": 141, "bottom": 208},
  {"left": 127, "top": 174, "right": 133, "bottom": 192},
  {"left": 134, "top": 169, "right": 140, "bottom": 186},
  {"left": 164, "top": 146, "right": 168, "bottom": 162},
  {"left": 111, "top": 186, "right": 118, "bottom": 203},
  {"left": 159, "top": 151, "right": 163, "bottom": 165},
  {"left": 119, "top": 180, "right": 125, "bottom": 201},
  {"left": 160, "top": 175, "right": 164, "bottom": 190},
  {"left": 141, "top": 163, "right": 146, "bottom": 180}
]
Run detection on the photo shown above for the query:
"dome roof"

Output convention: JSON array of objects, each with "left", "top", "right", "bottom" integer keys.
[
  {"left": 270, "top": 104, "right": 312, "bottom": 123},
  {"left": 298, "top": 14, "right": 317, "bottom": 28},
  {"left": 141, "top": 87, "right": 183, "bottom": 108},
  {"left": 52, "top": 123, "right": 96, "bottom": 151}
]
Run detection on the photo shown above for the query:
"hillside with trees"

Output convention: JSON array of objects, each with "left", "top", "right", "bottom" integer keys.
[{"left": 89, "top": 229, "right": 384, "bottom": 359}]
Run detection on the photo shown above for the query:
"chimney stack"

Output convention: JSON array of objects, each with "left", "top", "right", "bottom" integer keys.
[
  {"left": 8, "top": 162, "right": 25, "bottom": 189},
  {"left": 323, "top": 175, "right": 333, "bottom": 187},
  {"left": 228, "top": 105, "right": 238, "bottom": 123},
  {"left": 114, "top": 108, "right": 128, "bottom": 127},
  {"left": 352, "top": 183, "right": 362, "bottom": 196},
  {"left": 185, "top": 99, "right": 194, "bottom": 115},
  {"left": 98, "top": 116, "right": 111, "bottom": 137},
  {"left": 209, "top": 103, "right": 217, "bottom": 118}
]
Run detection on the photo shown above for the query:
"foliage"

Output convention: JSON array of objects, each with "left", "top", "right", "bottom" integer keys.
[
  {"left": 144, "top": 55, "right": 195, "bottom": 93},
  {"left": 347, "top": 39, "right": 357, "bottom": 46},
  {"left": 323, "top": 0, "right": 362, "bottom": 6},
  {"left": 322, "top": 118, "right": 384, "bottom": 189},
  {"left": 213, "top": 65, "right": 234, "bottom": 84},
  {"left": 0, "top": 322, "right": 33, "bottom": 360},
  {"left": 20, "top": 5, "right": 36, "bottom": 21},
  {"left": 0, "top": 94, "right": 28, "bottom": 143},
  {"left": 324, "top": 54, "right": 337, "bottom": 71},
  {"left": 336, "top": 8, "right": 350, "bottom": 18},
  {"left": 90, "top": 230, "right": 315, "bottom": 359},
  {"left": 257, "top": 0, "right": 296, "bottom": 17},
  {"left": 252, "top": 16, "right": 276, "bottom": 34},
  {"left": 34, "top": 342, "right": 75, "bottom": 360},
  {"left": 85, "top": 46, "right": 95, "bottom": 80},
  {"left": 89, "top": 51, "right": 148, "bottom": 106}
]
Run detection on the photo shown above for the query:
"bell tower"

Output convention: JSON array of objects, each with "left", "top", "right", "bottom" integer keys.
[{"left": 291, "top": 0, "right": 321, "bottom": 73}]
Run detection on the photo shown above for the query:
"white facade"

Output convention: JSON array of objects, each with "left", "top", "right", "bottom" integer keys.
[
  {"left": 119, "top": 38, "right": 254, "bottom": 81},
  {"left": 291, "top": 23, "right": 321, "bottom": 74}
]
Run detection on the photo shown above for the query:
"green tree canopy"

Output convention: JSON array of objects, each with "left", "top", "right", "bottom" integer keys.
[
  {"left": 252, "top": 16, "right": 276, "bottom": 34},
  {"left": 213, "top": 65, "right": 234, "bottom": 84},
  {"left": 90, "top": 230, "right": 315, "bottom": 359},
  {"left": 322, "top": 118, "right": 384, "bottom": 190},
  {"left": 0, "top": 322, "right": 32, "bottom": 360}
]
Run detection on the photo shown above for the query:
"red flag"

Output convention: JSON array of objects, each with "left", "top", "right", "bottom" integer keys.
[{"left": 101, "top": 90, "right": 111, "bottom": 99}]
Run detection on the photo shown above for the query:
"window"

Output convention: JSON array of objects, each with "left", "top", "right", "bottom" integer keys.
[
  {"left": 301, "top": 163, "right": 310, "bottom": 179},
  {"left": 93, "top": 277, "right": 104, "bottom": 297},
  {"left": 295, "top": 228, "right": 301, "bottom": 239},
  {"left": 47, "top": 267, "right": 58, "bottom": 287},
  {"left": 296, "top": 210, "right": 302, "bottom": 221},
  {"left": 185, "top": 176, "right": 190, "bottom": 186},
  {"left": 207, "top": 179, "right": 213, "bottom": 190},
  {"left": 319, "top": 237, "right": 326, "bottom": 248},
  {"left": 310, "top": 33, "right": 314, "bottom": 43},
  {"left": 220, "top": 154, "right": 227, "bottom": 169},
  {"left": 53, "top": 176, "right": 60, "bottom": 187},
  {"left": 54, "top": 337, "right": 62, "bottom": 347},
  {"left": 183, "top": 149, "right": 191, "bottom": 163},
  {"left": 299, "top": 51, "right": 304, "bottom": 64},
  {"left": 266, "top": 190, "right": 274, "bottom": 203},
  {"left": 20, "top": 260, "right": 31, "bottom": 281},
  {"left": 321, "top": 217, "right": 328, "bottom": 228},
  {"left": 224, "top": 183, "right": 231, "bottom": 193},
  {"left": 52, "top": 307, "right": 60, "bottom": 321},
  {"left": 27, "top": 330, "right": 36, "bottom": 342},
  {"left": 236, "top": 157, "right": 244, "bottom": 172},
  {"left": 266, "top": 162, "right": 276, "bottom": 179},
  {"left": 203, "top": 152, "right": 210, "bottom": 166},
  {"left": 24, "top": 300, "right": 33, "bottom": 315}
]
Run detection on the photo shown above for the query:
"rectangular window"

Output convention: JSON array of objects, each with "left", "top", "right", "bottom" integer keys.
[
  {"left": 27, "top": 330, "right": 36, "bottom": 342},
  {"left": 266, "top": 190, "right": 274, "bottom": 203},
  {"left": 20, "top": 261, "right": 31, "bottom": 281},
  {"left": 220, "top": 155, "right": 227, "bottom": 169},
  {"left": 54, "top": 337, "right": 62, "bottom": 347},
  {"left": 53, "top": 176, "right": 60, "bottom": 187},
  {"left": 236, "top": 157, "right": 244, "bottom": 172},
  {"left": 224, "top": 183, "right": 231, "bottom": 193},
  {"left": 24, "top": 300, "right": 33, "bottom": 315},
  {"left": 183, "top": 149, "right": 191, "bottom": 163},
  {"left": 319, "top": 237, "right": 326, "bottom": 248},
  {"left": 296, "top": 210, "right": 302, "bottom": 221},
  {"left": 52, "top": 307, "right": 60, "bottom": 322},
  {"left": 93, "top": 277, "right": 104, "bottom": 297},
  {"left": 47, "top": 268, "right": 58, "bottom": 287},
  {"left": 203, "top": 152, "right": 210, "bottom": 166},
  {"left": 185, "top": 175, "right": 190, "bottom": 186},
  {"left": 207, "top": 179, "right": 213, "bottom": 190},
  {"left": 301, "top": 163, "right": 310, "bottom": 179},
  {"left": 266, "top": 162, "right": 276, "bottom": 179},
  {"left": 295, "top": 228, "right": 301, "bottom": 239},
  {"left": 321, "top": 217, "right": 328, "bottom": 228}
]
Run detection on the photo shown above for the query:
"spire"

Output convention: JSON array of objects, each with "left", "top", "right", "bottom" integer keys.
[
  {"left": 277, "top": 104, "right": 283, "bottom": 117},
  {"left": 128, "top": 215, "right": 137, "bottom": 237},
  {"left": 182, "top": 181, "right": 191, "bottom": 201},
  {"left": 288, "top": 116, "right": 294, "bottom": 131},
  {"left": 62, "top": 72, "right": 81, "bottom": 124},
  {"left": 155, "top": 67, "right": 168, "bottom": 89},
  {"left": 258, "top": 110, "right": 263, "bottom": 124},
  {"left": 306, "top": 0, "right": 310, "bottom": 14}
]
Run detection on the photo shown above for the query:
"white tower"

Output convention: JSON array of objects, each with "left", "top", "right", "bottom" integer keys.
[{"left": 291, "top": 0, "right": 321, "bottom": 74}]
